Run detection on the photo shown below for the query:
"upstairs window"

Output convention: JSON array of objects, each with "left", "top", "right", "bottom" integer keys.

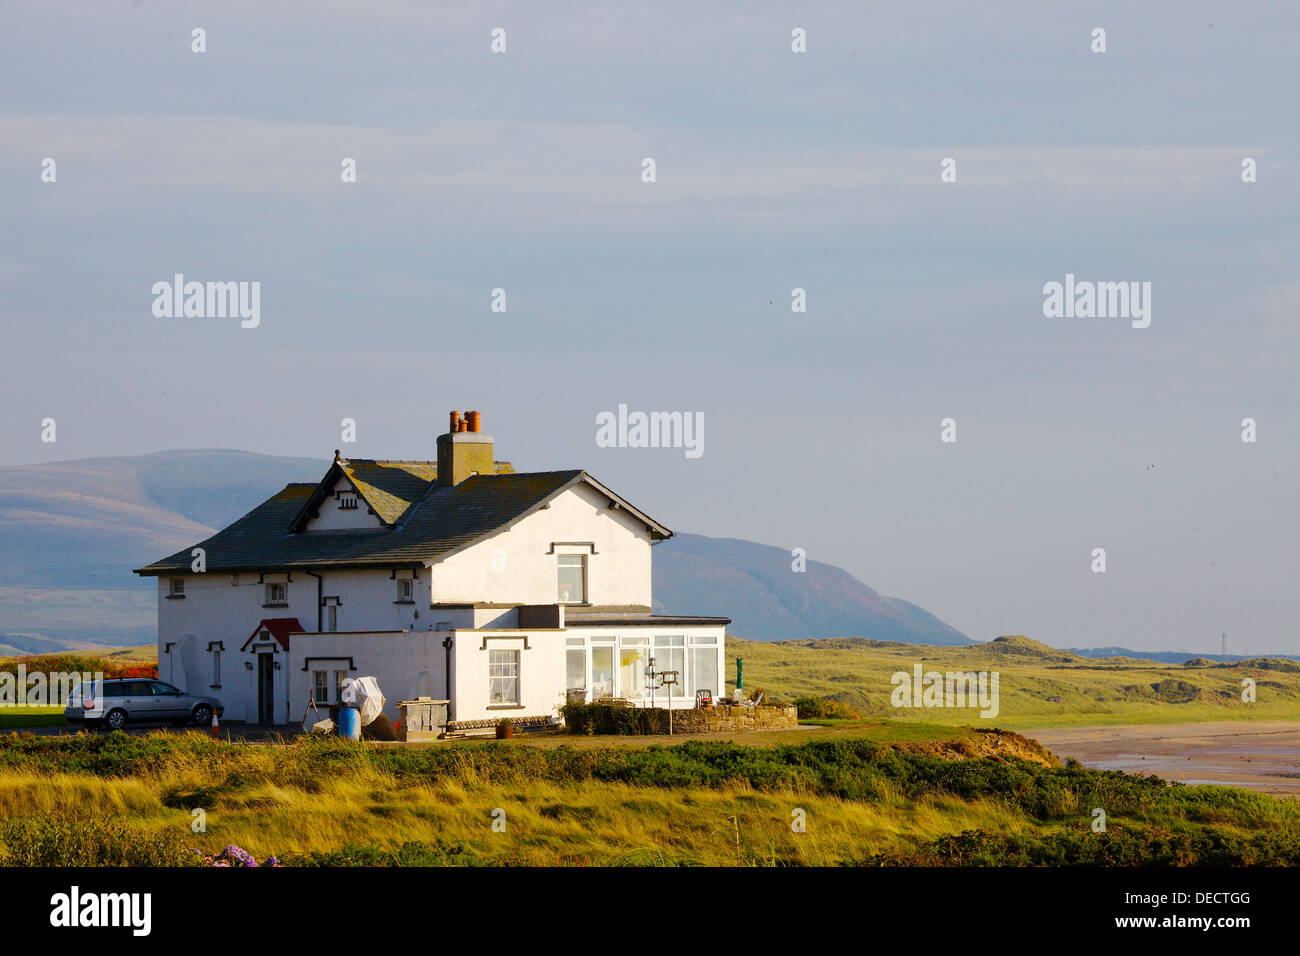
[
  {"left": 168, "top": 578, "right": 185, "bottom": 597},
  {"left": 265, "top": 582, "right": 287, "bottom": 606},
  {"left": 396, "top": 578, "right": 413, "bottom": 603},
  {"left": 557, "top": 554, "right": 586, "bottom": 604}
]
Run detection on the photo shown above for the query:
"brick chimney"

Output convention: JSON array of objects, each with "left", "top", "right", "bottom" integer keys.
[{"left": 437, "top": 410, "right": 495, "bottom": 486}]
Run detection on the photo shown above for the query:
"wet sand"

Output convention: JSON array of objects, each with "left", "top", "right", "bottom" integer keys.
[{"left": 1030, "top": 721, "right": 1300, "bottom": 796}]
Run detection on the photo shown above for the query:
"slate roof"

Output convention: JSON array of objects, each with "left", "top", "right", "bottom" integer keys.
[
  {"left": 336, "top": 460, "right": 440, "bottom": 525},
  {"left": 287, "top": 458, "right": 514, "bottom": 530},
  {"left": 136, "top": 469, "right": 670, "bottom": 576}
]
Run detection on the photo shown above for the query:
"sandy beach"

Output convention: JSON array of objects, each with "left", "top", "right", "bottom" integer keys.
[{"left": 1030, "top": 721, "right": 1300, "bottom": 796}]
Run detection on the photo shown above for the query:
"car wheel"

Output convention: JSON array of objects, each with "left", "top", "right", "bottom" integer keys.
[
  {"left": 104, "top": 709, "right": 127, "bottom": 731},
  {"left": 192, "top": 704, "right": 213, "bottom": 727}
]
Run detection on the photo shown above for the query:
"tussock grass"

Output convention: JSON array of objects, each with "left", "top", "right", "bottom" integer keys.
[{"left": 0, "top": 729, "right": 1297, "bottom": 866}]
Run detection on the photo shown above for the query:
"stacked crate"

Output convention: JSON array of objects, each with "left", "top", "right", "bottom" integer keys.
[{"left": 395, "top": 698, "right": 450, "bottom": 742}]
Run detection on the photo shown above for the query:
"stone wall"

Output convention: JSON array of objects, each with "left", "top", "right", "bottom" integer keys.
[{"left": 669, "top": 703, "right": 798, "bottom": 734}]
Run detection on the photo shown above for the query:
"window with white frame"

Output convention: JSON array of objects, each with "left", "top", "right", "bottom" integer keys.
[
  {"left": 265, "top": 582, "right": 287, "bottom": 605},
  {"left": 619, "top": 636, "right": 648, "bottom": 700},
  {"left": 334, "top": 670, "right": 348, "bottom": 702},
  {"left": 689, "top": 635, "right": 719, "bottom": 699},
  {"left": 325, "top": 604, "right": 338, "bottom": 632},
  {"left": 169, "top": 578, "right": 185, "bottom": 597},
  {"left": 565, "top": 638, "right": 586, "bottom": 695},
  {"left": 488, "top": 649, "right": 520, "bottom": 706},
  {"left": 312, "top": 671, "right": 329, "bottom": 704},
  {"left": 556, "top": 554, "right": 586, "bottom": 604},
  {"left": 590, "top": 640, "right": 615, "bottom": 698},
  {"left": 396, "top": 578, "right": 413, "bottom": 602},
  {"left": 653, "top": 635, "right": 685, "bottom": 697}
]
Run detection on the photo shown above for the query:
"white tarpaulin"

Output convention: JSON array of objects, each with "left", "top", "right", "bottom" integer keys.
[{"left": 339, "top": 676, "right": 385, "bottom": 726}]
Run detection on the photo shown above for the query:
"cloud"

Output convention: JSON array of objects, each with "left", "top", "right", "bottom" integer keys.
[{"left": 5, "top": 111, "right": 1288, "bottom": 237}]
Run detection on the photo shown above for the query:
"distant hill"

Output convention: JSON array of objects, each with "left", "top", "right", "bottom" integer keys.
[
  {"left": 0, "top": 449, "right": 326, "bottom": 589},
  {"left": 0, "top": 450, "right": 971, "bottom": 650},
  {"left": 1066, "top": 646, "right": 1300, "bottom": 664},
  {"left": 652, "top": 533, "right": 972, "bottom": 644},
  {"left": 0, "top": 450, "right": 326, "bottom": 648}
]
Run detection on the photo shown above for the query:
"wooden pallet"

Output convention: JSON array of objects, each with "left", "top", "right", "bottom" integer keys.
[{"left": 447, "top": 715, "right": 551, "bottom": 733}]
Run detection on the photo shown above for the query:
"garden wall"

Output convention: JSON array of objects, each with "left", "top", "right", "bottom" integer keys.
[{"left": 663, "top": 704, "right": 799, "bottom": 733}]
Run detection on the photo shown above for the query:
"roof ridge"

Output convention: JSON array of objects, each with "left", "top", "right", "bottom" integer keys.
[
  {"left": 469, "top": 468, "right": 584, "bottom": 477},
  {"left": 341, "top": 458, "right": 438, "bottom": 466}
]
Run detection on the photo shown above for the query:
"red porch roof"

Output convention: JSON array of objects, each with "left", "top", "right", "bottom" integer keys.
[{"left": 240, "top": 617, "right": 305, "bottom": 651}]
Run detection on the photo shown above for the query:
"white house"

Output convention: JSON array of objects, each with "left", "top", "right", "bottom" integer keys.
[{"left": 135, "top": 411, "right": 729, "bottom": 731}]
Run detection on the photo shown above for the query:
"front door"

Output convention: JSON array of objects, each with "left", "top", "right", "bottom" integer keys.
[{"left": 258, "top": 654, "right": 275, "bottom": 723}]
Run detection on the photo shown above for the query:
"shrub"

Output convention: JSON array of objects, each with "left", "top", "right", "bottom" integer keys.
[
  {"left": 199, "top": 845, "right": 281, "bottom": 867},
  {"left": 856, "top": 823, "right": 1300, "bottom": 867},
  {"left": 794, "top": 696, "right": 862, "bottom": 720},
  {"left": 0, "top": 816, "right": 199, "bottom": 867},
  {"left": 560, "top": 701, "right": 670, "bottom": 735},
  {"left": 285, "top": 841, "right": 484, "bottom": 867}
]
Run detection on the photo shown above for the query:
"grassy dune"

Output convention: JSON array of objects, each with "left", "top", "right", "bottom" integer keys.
[
  {"left": 1, "top": 729, "right": 1298, "bottom": 866},
  {"left": 728, "top": 636, "right": 1300, "bottom": 729}
]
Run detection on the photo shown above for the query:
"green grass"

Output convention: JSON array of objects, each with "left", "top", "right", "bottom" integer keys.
[
  {"left": 729, "top": 635, "right": 1300, "bottom": 730},
  {"left": 0, "top": 728, "right": 1296, "bottom": 866},
  {"left": 0, "top": 706, "right": 64, "bottom": 730}
]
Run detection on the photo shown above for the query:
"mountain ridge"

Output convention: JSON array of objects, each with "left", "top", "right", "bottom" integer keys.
[{"left": 0, "top": 450, "right": 971, "bottom": 648}]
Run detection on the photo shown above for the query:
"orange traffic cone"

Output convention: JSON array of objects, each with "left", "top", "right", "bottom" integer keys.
[{"left": 210, "top": 712, "right": 220, "bottom": 738}]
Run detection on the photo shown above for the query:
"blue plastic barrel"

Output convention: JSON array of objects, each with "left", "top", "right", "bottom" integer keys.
[{"left": 338, "top": 706, "right": 361, "bottom": 740}]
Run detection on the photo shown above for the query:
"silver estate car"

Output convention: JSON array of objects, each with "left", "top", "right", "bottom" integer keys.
[{"left": 64, "top": 678, "right": 224, "bottom": 731}]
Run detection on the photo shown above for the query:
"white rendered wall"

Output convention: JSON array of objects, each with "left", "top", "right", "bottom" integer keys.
[
  {"left": 303, "top": 475, "right": 386, "bottom": 531},
  {"left": 278, "top": 624, "right": 726, "bottom": 726},
  {"left": 427, "top": 483, "right": 653, "bottom": 607},
  {"left": 290, "top": 630, "right": 450, "bottom": 725},
  {"left": 156, "top": 567, "right": 431, "bottom": 723}
]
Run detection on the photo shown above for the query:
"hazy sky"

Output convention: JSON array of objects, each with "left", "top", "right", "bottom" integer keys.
[{"left": 3, "top": 1, "right": 1297, "bottom": 653}]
